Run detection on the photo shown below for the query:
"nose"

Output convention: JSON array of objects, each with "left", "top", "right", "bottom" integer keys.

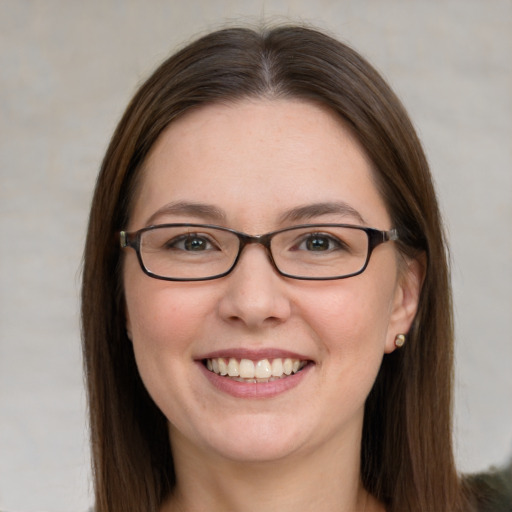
[{"left": 217, "top": 244, "right": 292, "bottom": 329}]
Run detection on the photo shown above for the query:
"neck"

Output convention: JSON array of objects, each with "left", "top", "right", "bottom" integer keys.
[{"left": 161, "top": 428, "right": 383, "bottom": 512}]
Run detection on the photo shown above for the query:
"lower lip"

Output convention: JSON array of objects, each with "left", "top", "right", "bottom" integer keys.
[{"left": 198, "top": 361, "right": 313, "bottom": 399}]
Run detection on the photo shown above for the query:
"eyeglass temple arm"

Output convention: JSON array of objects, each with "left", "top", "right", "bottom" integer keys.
[
  {"left": 387, "top": 228, "right": 399, "bottom": 241},
  {"left": 120, "top": 231, "right": 134, "bottom": 248},
  {"left": 368, "top": 228, "right": 399, "bottom": 251}
]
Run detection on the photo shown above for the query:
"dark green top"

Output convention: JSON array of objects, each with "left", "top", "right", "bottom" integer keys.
[{"left": 465, "top": 462, "right": 512, "bottom": 512}]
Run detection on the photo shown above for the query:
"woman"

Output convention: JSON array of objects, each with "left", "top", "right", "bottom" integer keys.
[{"left": 82, "top": 25, "right": 492, "bottom": 511}]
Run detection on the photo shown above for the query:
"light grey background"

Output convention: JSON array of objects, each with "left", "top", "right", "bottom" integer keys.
[{"left": 1, "top": 1, "right": 511, "bottom": 511}]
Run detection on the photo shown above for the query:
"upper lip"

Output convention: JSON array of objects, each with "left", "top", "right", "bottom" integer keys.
[{"left": 196, "top": 348, "right": 313, "bottom": 361}]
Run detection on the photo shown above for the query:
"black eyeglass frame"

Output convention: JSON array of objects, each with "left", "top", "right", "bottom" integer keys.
[{"left": 120, "top": 223, "right": 399, "bottom": 282}]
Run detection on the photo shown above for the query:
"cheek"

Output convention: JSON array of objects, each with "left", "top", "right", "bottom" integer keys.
[
  {"left": 126, "top": 283, "right": 215, "bottom": 353},
  {"left": 123, "top": 255, "right": 218, "bottom": 382},
  {"left": 297, "top": 273, "right": 397, "bottom": 357},
  {"left": 124, "top": 278, "right": 219, "bottom": 417}
]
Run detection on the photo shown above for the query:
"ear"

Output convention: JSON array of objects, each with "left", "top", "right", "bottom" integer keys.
[{"left": 384, "top": 253, "right": 425, "bottom": 353}]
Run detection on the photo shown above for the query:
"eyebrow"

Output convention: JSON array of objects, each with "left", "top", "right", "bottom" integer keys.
[
  {"left": 278, "top": 201, "right": 367, "bottom": 225},
  {"left": 145, "top": 201, "right": 227, "bottom": 226},
  {"left": 145, "top": 200, "right": 366, "bottom": 227}
]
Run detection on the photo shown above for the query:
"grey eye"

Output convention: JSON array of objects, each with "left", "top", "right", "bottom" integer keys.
[
  {"left": 298, "top": 234, "right": 344, "bottom": 252},
  {"left": 167, "top": 234, "right": 216, "bottom": 251}
]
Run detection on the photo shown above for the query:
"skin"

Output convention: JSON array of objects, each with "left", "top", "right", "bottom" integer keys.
[{"left": 123, "top": 99, "right": 423, "bottom": 512}]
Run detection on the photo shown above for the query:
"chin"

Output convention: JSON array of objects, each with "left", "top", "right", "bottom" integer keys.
[
  {"left": 210, "top": 436, "right": 304, "bottom": 464},
  {"left": 175, "top": 414, "right": 311, "bottom": 465}
]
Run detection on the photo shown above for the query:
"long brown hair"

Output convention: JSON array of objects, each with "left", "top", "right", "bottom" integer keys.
[{"left": 82, "top": 25, "right": 472, "bottom": 511}]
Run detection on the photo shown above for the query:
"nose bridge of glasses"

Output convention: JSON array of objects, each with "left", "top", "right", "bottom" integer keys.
[{"left": 235, "top": 232, "right": 276, "bottom": 266}]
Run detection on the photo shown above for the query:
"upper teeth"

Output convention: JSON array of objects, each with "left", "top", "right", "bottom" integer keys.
[{"left": 206, "top": 357, "right": 306, "bottom": 380}]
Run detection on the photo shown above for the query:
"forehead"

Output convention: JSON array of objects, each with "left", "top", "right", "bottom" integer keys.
[{"left": 130, "top": 99, "right": 390, "bottom": 230}]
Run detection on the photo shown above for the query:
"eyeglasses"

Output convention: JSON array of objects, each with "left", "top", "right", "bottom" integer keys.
[{"left": 120, "top": 223, "right": 398, "bottom": 281}]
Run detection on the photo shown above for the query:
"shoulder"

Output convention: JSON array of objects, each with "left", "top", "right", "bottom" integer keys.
[{"left": 466, "top": 462, "right": 512, "bottom": 512}]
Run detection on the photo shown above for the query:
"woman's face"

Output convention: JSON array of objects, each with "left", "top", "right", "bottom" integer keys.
[{"left": 123, "top": 99, "right": 420, "bottom": 464}]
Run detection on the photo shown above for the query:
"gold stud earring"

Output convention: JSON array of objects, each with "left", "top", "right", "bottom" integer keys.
[{"left": 394, "top": 334, "right": 406, "bottom": 348}]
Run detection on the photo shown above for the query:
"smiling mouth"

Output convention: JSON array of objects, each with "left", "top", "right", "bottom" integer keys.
[{"left": 204, "top": 357, "right": 309, "bottom": 383}]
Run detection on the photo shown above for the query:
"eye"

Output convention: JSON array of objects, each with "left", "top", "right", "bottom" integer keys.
[
  {"left": 297, "top": 233, "right": 346, "bottom": 252},
  {"left": 166, "top": 233, "right": 218, "bottom": 252}
]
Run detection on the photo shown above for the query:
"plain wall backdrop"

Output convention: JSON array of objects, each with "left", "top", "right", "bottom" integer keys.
[{"left": 1, "top": 1, "right": 511, "bottom": 511}]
